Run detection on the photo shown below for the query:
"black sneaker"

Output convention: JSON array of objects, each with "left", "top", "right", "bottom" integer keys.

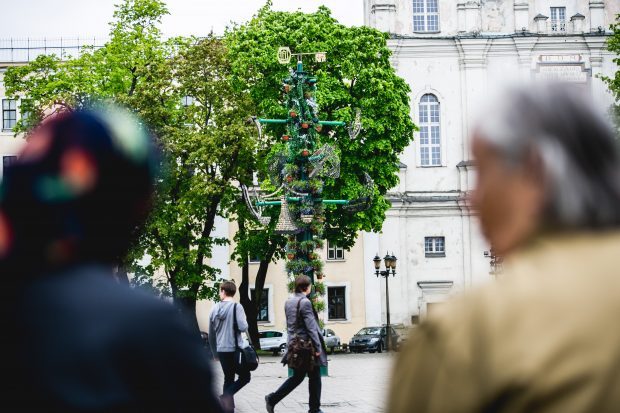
[{"left": 265, "top": 394, "right": 275, "bottom": 413}]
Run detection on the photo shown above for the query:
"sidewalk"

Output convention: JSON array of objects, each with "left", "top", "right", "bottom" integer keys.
[{"left": 211, "top": 352, "right": 395, "bottom": 413}]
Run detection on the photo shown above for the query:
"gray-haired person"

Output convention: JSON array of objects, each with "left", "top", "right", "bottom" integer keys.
[{"left": 388, "top": 82, "right": 620, "bottom": 413}]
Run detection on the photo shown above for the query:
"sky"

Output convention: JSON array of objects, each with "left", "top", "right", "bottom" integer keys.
[{"left": 1, "top": 0, "right": 364, "bottom": 39}]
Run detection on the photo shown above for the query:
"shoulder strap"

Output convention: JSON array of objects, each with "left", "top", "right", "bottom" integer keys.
[
  {"left": 295, "top": 297, "right": 309, "bottom": 332},
  {"left": 232, "top": 303, "right": 239, "bottom": 349}
]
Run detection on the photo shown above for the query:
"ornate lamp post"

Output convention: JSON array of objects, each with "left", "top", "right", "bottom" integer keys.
[
  {"left": 484, "top": 247, "right": 503, "bottom": 276},
  {"left": 373, "top": 252, "right": 397, "bottom": 352}
]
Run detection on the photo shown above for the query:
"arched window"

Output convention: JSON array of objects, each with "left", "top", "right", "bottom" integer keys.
[
  {"left": 413, "top": 0, "right": 439, "bottom": 32},
  {"left": 419, "top": 94, "right": 441, "bottom": 166}
]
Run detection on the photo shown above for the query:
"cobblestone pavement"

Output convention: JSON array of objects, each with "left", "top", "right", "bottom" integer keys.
[{"left": 211, "top": 352, "right": 396, "bottom": 413}]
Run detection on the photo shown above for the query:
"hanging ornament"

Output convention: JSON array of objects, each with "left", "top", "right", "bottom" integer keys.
[
  {"left": 301, "top": 149, "right": 310, "bottom": 157},
  {"left": 275, "top": 196, "right": 300, "bottom": 235},
  {"left": 282, "top": 135, "right": 290, "bottom": 142},
  {"left": 290, "top": 111, "right": 297, "bottom": 118},
  {"left": 301, "top": 122, "right": 309, "bottom": 129}
]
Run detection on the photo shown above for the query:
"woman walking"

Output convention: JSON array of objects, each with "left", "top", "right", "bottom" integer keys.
[{"left": 265, "top": 275, "right": 326, "bottom": 413}]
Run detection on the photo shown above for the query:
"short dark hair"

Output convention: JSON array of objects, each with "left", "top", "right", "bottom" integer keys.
[
  {"left": 220, "top": 281, "right": 236, "bottom": 297},
  {"left": 294, "top": 275, "right": 312, "bottom": 294}
]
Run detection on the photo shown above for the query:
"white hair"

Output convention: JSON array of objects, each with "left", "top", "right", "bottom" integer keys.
[{"left": 474, "top": 82, "right": 620, "bottom": 230}]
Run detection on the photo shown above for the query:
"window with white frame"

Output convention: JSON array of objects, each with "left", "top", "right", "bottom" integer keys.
[
  {"left": 2, "top": 99, "right": 17, "bottom": 130},
  {"left": 327, "top": 286, "right": 346, "bottom": 320},
  {"left": 425, "top": 236, "right": 445, "bottom": 257},
  {"left": 251, "top": 288, "right": 269, "bottom": 322},
  {"left": 327, "top": 240, "right": 344, "bottom": 261},
  {"left": 413, "top": 0, "right": 439, "bottom": 32},
  {"left": 550, "top": 7, "right": 566, "bottom": 32},
  {"left": 419, "top": 94, "right": 441, "bottom": 166},
  {"left": 181, "top": 95, "right": 195, "bottom": 106}
]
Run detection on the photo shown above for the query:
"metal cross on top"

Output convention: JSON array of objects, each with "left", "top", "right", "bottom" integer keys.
[{"left": 242, "top": 47, "right": 370, "bottom": 288}]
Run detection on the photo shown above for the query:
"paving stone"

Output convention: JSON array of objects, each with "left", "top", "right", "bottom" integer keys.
[{"left": 211, "top": 352, "right": 395, "bottom": 413}]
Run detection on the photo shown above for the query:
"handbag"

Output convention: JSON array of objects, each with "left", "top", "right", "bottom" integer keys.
[
  {"left": 286, "top": 298, "right": 316, "bottom": 372},
  {"left": 233, "top": 303, "right": 259, "bottom": 371}
]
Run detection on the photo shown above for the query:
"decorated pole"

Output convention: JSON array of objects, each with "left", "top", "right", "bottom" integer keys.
[{"left": 241, "top": 47, "right": 369, "bottom": 376}]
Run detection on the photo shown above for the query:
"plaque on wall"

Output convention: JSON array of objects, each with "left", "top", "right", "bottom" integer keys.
[{"left": 534, "top": 54, "right": 589, "bottom": 83}]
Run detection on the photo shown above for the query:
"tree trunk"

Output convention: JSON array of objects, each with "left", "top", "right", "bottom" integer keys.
[
  {"left": 239, "top": 260, "right": 260, "bottom": 347},
  {"left": 176, "top": 295, "right": 201, "bottom": 336}
]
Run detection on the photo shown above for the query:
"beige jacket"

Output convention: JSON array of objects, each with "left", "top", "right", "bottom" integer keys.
[{"left": 388, "top": 232, "right": 620, "bottom": 413}]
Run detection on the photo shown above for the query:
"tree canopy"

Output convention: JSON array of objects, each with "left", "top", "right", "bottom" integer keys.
[
  {"left": 602, "top": 13, "right": 620, "bottom": 135},
  {"left": 225, "top": 4, "right": 415, "bottom": 341}
]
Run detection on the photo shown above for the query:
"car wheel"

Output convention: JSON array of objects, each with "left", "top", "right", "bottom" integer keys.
[
  {"left": 278, "top": 344, "right": 286, "bottom": 356},
  {"left": 369, "top": 348, "right": 376, "bottom": 353}
]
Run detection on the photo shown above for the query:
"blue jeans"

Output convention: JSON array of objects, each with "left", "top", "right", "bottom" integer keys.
[{"left": 268, "top": 366, "right": 321, "bottom": 412}]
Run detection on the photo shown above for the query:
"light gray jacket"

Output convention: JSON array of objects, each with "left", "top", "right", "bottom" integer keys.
[
  {"left": 281, "top": 293, "right": 327, "bottom": 366},
  {"left": 208, "top": 301, "right": 248, "bottom": 354}
]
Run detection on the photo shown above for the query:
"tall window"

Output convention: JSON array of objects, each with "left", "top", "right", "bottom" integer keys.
[
  {"left": 413, "top": 0, "right": 439, "bottom": 32},
  {"left": 2, "top": 99, "right": 16, "bottom": 130},
  {"left": 327, "top": 286, "right": 346, "bottom": 320},
  {"left": 419, "top": 94, "right": 441, "bottom": 166},
  {"left": 425, "top": 236, "right": 445, "bottom": 257},
  {"left": 251, "top": 288, "right": 269, "bottom": 322},
  {"left": 327, "top": 240, "right": 344, "bottom": 260},
  {"left": 550, "top": 7, "right": 566, "bottom": 32}
]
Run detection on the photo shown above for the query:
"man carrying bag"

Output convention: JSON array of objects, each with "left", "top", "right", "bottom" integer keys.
[
  {"left": 209, "top": 281, "right": 251, "bottom": 413},
  {"left": 265, "top": 275, "right": 327, "bottom": 413}
]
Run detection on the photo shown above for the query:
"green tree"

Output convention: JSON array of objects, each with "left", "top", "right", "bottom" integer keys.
[
  {"left": 225, "top": 4, "right": 415, "bottom": 343},
  {"left": 602, "top": 13, "right": 620, "bottom": 135},
  {"left": 4, "top": 0, "right": 255, "bottom": 331}
]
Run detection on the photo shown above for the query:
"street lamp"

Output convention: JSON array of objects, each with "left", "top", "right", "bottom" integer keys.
[{"left": 373, "top": 252, "right": 397, "bottom": 352}]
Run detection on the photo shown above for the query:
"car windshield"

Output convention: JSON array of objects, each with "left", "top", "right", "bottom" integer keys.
[{"left": 357, "top": 327, "right": 381, "bottom": 335}]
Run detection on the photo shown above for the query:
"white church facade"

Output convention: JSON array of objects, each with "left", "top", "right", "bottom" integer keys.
[{"left": 361, "top": 0, "right": 620, "bottom": 327}]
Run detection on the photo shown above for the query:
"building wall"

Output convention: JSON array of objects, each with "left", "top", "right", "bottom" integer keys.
[
  {"left": 363, "top": 0, "right": 619, "bottom": 326},
  {"left": 197, "top": 220, "right": 370, "bottom": 344},
  {"left": 0, "top": 66, "right": 26, "bottom": 176}
]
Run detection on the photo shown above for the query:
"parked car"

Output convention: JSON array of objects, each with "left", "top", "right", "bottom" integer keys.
[
  {"left": 348, "top": 326, "right": 399, "bottom": 353},
  {"left": 258, "top": 330, "right": 288, "bottom": 355},
  {"left": 322, "top": 328, "right": 341, "bottom": 354}
]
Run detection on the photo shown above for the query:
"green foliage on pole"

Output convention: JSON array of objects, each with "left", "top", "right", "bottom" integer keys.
[{"left": 226, "top": 4, "right": 416, "bottom": 251}]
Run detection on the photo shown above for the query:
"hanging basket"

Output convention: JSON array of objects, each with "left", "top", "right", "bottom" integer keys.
[
  {"left": 316, "top": 273, "right": 324, "bottom": 280},
  {"left": 301, "top": 214, "right": 313, "bottom": 224},
  {"left": 286, "top": 252, "right": 295, "bottom": 260}
]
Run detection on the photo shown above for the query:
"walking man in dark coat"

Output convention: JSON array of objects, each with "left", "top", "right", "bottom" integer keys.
[{"left": 265, "top": 275, "right": 327, "bottom": 413}]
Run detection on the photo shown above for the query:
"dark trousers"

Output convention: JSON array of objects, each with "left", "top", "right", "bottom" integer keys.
[
  {"left": 217, "top": 351, "right": 251, "bottom": 397},
  {"left": 269, "top": 366, "right": 321, "bottom": 412}
]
